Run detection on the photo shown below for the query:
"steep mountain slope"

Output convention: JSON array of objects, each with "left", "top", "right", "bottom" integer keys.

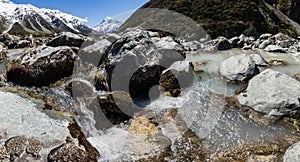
[
  {"left": 0, "top": 0, "right": 95, "bottom": 35},
  {"left": 94, "top": 17, "right": 123, "bottom": 34},
  {"left": 122, "top": 0, "right": 300, "bottom": 38}
]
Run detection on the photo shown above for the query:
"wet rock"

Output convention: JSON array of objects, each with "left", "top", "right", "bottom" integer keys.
[
  {"left": 98, "top": 91, "right": 139, "bottom": 126},
  {"left": 65, "top": 80, "right": 95, "bottom": 97},
  {"left": 5, "top": 136, "right": 43, "bottom": 161},
  {"left": 95, "top": 69, "right": 109, "bottom": 91},
  {"left": 219, "top": 54, "right": 265, "bottom": 81},
  {"left": 0, "top": 42, "right": 7, "bottom": 62},
  {"left": 160, "top": 61, "right": 194, "bottom": 97},
  {"left": 284, "top": 141, "right": 300, "bottom": 162},
  {"left": 47, "top": 141, "right": 90, "bottom": 162},
  {"left": 210, "top": 143, "right": 283, "bottom": 162},
  {"left": 268, "top": 60, "right": 287, "bottom": 66},
  {"left": 0, "top": 144, "right": 9, "bottom": 162},
  {"left": 238, "top": 69, "right": 300, "bottom": 116},
  {"left": 265, "top": 45, "right": 288, "bottom": 53},
  {"left": 6, "top": 46, "right": 79, "bottom": 86},
  {"left": 128, "top": 116, "right": 158, "bottom": 136},
  {"left": 78, "top": 36, "right": 113, "bottom": 66},
  {"left": 46, "top": 32, "right": 85, "bottom": 48},
  {"left": 294, "top": 73, "right": 300, "bottom": 81}
]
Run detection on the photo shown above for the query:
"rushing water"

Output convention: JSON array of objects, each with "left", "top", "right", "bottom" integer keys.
[{"left": 1, "top": 48, "right": 300, "bottom": 161}]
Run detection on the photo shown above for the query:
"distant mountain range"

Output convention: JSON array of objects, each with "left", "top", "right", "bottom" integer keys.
[
  {"left": 0, "top": 0, "right": 95, "bottom": 35},
  {"left": 93, "top": 17, "right": 123, "bottom": 34}
]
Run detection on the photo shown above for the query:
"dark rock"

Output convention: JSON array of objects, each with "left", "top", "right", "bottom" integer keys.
[
  {"left": 229, "top": 36, "right": 240, "bottom": 48},
  {"left": 6, "top": 46, "right": 79, "bottom": 87},
  {"left": 97, "top": 91, "right": 140, "bottom": 126},
  {"left": 0, "top": 43, "right": 7, "bottom": 62},
  {"left": 204, "top": 36, "right": 231, "bottom": 51},
  {"left": 160, "top": 61, "right": 194, "bottom": 97},
  {"left": 46, "top": 32, "right": 85, "bottom": 48},
  {"left": 101, "top": 28, "right": 185, "bottom": 102},
  {"left": 95, "top": 69, "right": 109, "bottom": 91}
]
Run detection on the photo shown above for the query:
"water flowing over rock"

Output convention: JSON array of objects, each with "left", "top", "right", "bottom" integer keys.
[
  {"left": 237, "top": 69, "right": 300, "bottom": 116},
  {"left": 219, "top": 54, "right": 266, "bottom": 81},
  {"left": 46, "top": 32, "right": 85, "bottom": 48},
  {"left": 6, "top": 46, "right": 78, "bottom": 86}
]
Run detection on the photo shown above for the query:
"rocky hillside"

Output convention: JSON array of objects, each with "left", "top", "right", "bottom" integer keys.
[
  {"left": 0, "top": 0, "right": 95, "bottom": 36},
  {"left": 122, "top": 0, "right": 300, "bottom": 38}
]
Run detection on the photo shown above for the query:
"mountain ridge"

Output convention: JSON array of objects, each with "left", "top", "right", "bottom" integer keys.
[
  {"left": 0, "top": 0, "right": 95, "bottom": 36},
  {"left": 93, "top": 17, "right": 123, "bottom": 34},
  {"left": 122, "top": 0, "right": 300, "bottom": 39}
]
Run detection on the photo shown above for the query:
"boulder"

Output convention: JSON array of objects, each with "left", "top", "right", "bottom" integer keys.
[
  {"left": 265, "top": 45, "right": 288, "bottom": 53},
  {"left": 273, "top": 33, "right": 295, "bottom": 48},
  {"left": 46, "top": 32, "right": 85, "bottom": 48},
  {"left": 5, "top": 136, "right": 43, "bottom": 161},
  {"left": 237, "top": 69, "right": 300, "bottom": 116},
  {"left": 6, "top": 46, "right": 78, "bottom": 86},
  {"left": 15, "top": 40, "right": 32, "bottom": 48},
  {"left": 160, "top": 61, "right": 194, "bottom": 97},
  {"left": 102, "top": 28, "right": 186, "bottom": 102},
  {"left": 0, "top": 43, "right": 7, "bottom": 62},
  {"left": 219, "top": 54, "right": 265, "bottom": 81},
  {"left": 258, "top": 39, "right": 275, "bottom": 49},
  {"left": 284, "top": 141, "right": 300, "bottom": 162},
  {"left": 229, "top": 36, "right": 240, "bottom": 48},
  {"left": 97, "top": 91, "right": 140, "bottom": 126},
  {"left": 79, "top": 38, "right": 112, "bottom": 66},
  {"left": 181, "top": 40, "right": 202, "bottom": 51},
  {"left": 204, "top": 36, "right": 231, "bottom": 51}
]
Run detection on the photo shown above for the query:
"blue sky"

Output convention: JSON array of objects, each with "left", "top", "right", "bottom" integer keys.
[{"left": 11, "top": 0, "right": 149, "bottom": 27}]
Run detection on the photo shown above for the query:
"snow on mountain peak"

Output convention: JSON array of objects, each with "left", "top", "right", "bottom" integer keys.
[
  {"left": 94, "top": 17, "right": 123, "bottom": 34},
  {"left": 0, "top": 0, "right": 93, "bottom": 34},
  {"left": 0, "top": 0, "right": 11, "bottom": 3}
]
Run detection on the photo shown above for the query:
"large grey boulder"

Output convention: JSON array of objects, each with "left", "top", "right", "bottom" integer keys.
[
  {"left": 46, "top": 32, "right": 85, "bottom": 48},
  {"left": 6, "top": 46, "right": 78, "bottom": 86},
  {"left": 219, "top": 54, "right": 266, "bottom": 81},
  {"left": 101, "top": 28, "right": 186, "bottom": 102},
  {"left": 237, "top": 69, "right": 300, "bottom": 116},
  {"left": 284, "top": 141, "right": 300, "bottom": 162}
]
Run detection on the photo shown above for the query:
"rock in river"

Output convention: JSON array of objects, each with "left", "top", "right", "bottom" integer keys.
[
  {"left": 219, "top": 54, "right": 266, "bottom": 81},
  {"left": 46, "top": 32, "right": 85, "bottom": 48},
  {"left": 237, "top": 69, "right": 300, "bottom": 116},
  {"left": 6, "top": 46, "right": 78, "bottom": 87}
]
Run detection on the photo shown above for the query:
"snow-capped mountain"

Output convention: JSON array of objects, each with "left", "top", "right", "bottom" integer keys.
[
  {"left": 94, "top": 17, "right": 123, "bottom": 34},
  {"left": 0, "top": 0, "right": 95, "bottom": 35}
]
